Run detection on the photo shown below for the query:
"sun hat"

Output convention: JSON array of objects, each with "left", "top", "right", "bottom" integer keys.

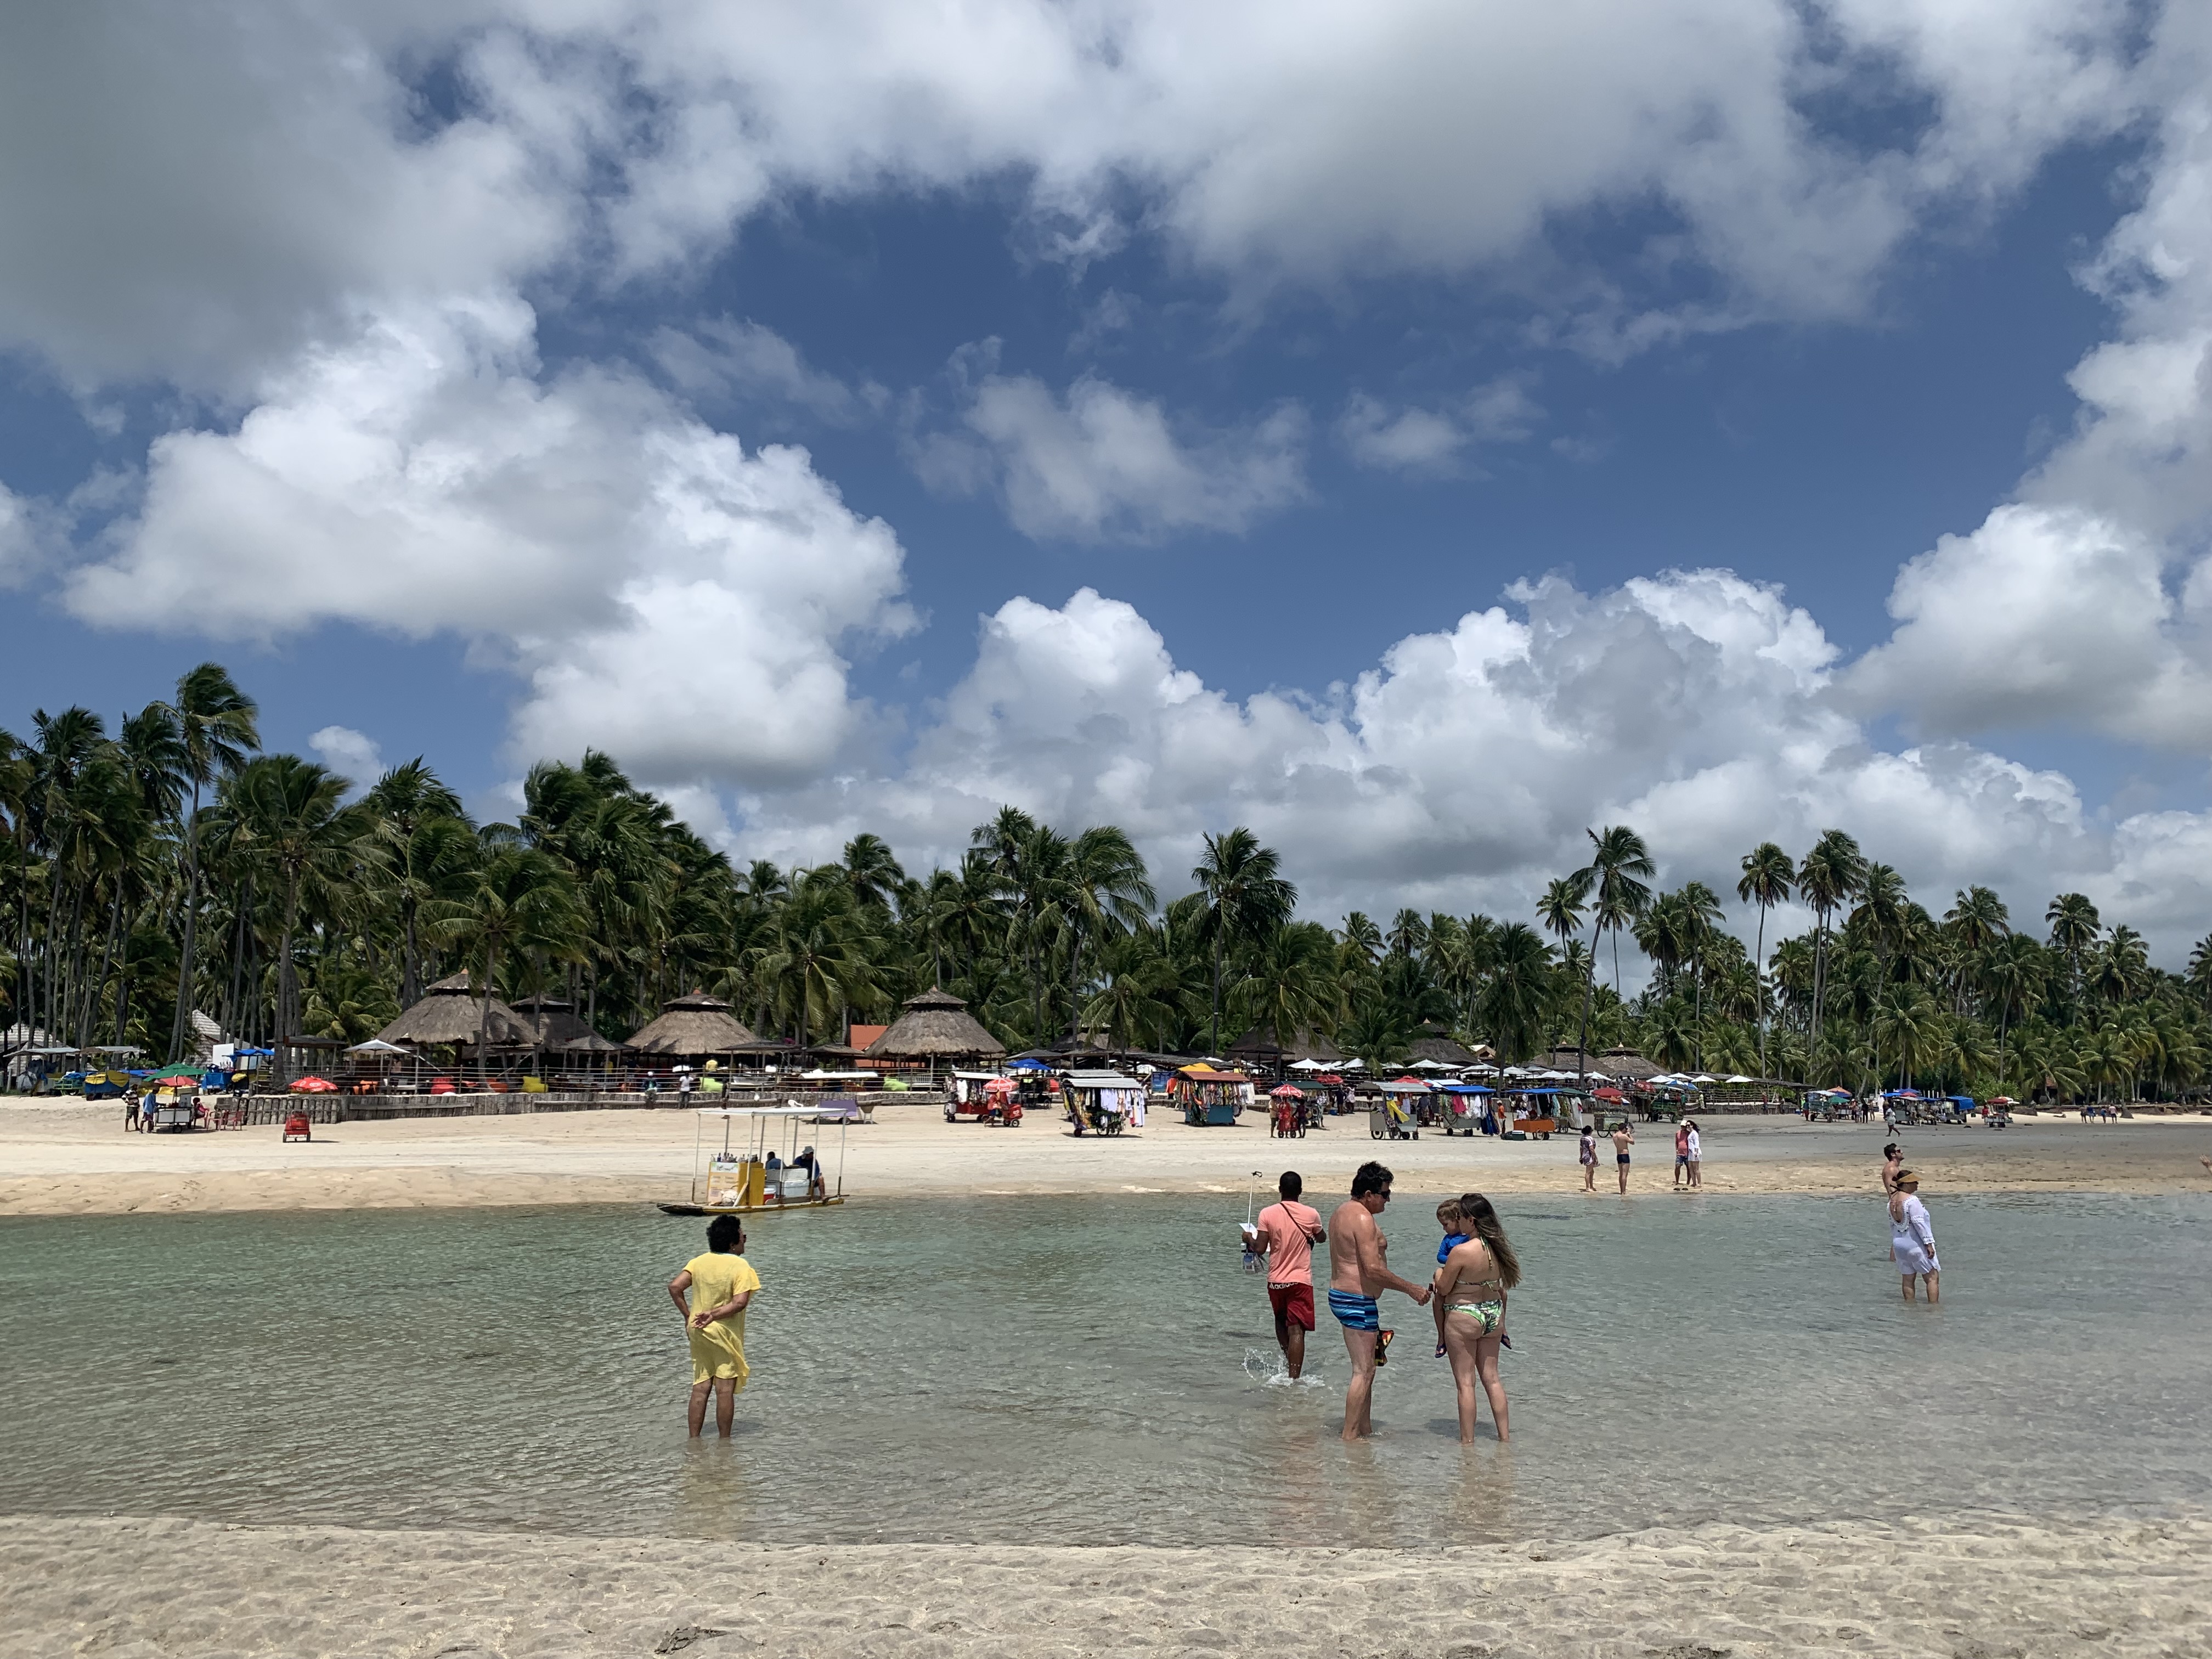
[{"left": 1894, "top": 1168, "right": 1921, "bottom": 1186}]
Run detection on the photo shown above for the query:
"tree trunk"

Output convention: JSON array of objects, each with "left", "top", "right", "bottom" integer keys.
[
  {"left": 168, "top": 783, "right": 203, "bottom": 1062},
  {"left": 274, "top": 871, "right": 302, "bottom": 1085}
]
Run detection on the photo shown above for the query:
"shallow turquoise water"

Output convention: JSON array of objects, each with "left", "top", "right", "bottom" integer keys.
[{"left": 1, "top": 1192, "right": 2206, "bottom": 1544}]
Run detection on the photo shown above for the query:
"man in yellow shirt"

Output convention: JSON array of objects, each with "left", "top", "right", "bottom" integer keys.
[{"left": 667, "top": 1215, "right": 761, "bottom": 1437}]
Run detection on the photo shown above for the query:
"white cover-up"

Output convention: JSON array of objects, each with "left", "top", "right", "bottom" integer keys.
[{"left": 1891, "top": 1193, "right": 1939, "bottom": 1275}]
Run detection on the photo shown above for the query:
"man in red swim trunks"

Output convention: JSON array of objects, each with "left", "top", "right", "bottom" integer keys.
[{"left": 1245, "top": 1170, "right": 1325, "bottom": 1378}]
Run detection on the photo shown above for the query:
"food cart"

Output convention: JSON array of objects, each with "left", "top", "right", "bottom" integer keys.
[{"left": 1369, "top": 1080, "right": 1426, "bottom": 1139}]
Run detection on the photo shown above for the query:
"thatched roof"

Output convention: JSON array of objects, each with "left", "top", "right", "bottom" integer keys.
[
  {"left": 376, "top": 971, "right": 536, "bottom": 1048},
  {"left": 1228, "top": 1025, "right": 1344, "bottom": 1065},
  {"left": 510, "top": 994, "right": 601, "bottom": 1048},
  {"left": 862, "top": 987, "right": 1006, "bottom": 1059},
  {"left": 627, "top": 991, "right": 760, "bottom": 1056},
  {"left": 1407, "top": 1033, "right": 1480, "bottom": 1068},
  {"left": 1537, "top": 1046, "right": 1664, "bottom": 1080}
]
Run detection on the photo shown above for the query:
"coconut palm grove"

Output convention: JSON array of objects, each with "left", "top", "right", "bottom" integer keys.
[{"left": 6, "top": 663, "right": 2209, "bottom": 1103}]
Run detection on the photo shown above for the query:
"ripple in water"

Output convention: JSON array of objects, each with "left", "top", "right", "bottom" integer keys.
[{"left": 1, "top": 1191, "right": 2207, "bottom": 1544}]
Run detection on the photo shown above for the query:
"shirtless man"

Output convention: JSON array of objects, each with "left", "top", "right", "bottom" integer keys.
[
  {"left": 1611, "top": 1122, "right": 1635, "bottom": 1194},
  {"left": 1326, "top": 1161, "right": 1432, "bottom": 1442}
]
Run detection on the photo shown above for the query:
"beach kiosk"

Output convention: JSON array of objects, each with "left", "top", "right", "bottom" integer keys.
[
  {"left": 1173, "top": 1064, "right": 1253, "bottom": 1126},
  {"left": 1063, "top": 1069, "right": 1146, "bottom": 1135},
  {"left": 660, "top": 1105, "right": 851, "bottom": 1216}
]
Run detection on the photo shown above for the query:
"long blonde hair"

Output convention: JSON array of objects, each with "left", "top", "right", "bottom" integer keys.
[{"left": 1455, "top": 1193, "right": 1521, "bottom": 1289}]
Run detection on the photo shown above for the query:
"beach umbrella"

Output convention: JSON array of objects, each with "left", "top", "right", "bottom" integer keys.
[
  {"left": 1288, "top": 1058, "right": 1328, "bottom": 1071},
  {"left": 1269, "top": 1084, "right": 1305, "bottom": 1098},
  {"left": 347, "top": 1038, "right": 409, "bottom": 1054},
  {"left": 1725, "top": 1074, "right": 1753, "bottom": 1084},
  {"left": 291, "top": 1076, "right": 338, "bottom": 1093}
]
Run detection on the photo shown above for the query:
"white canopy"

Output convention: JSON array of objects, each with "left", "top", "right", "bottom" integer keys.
[
  {"left": 1064, "top": 1070, "right": 1143, "bottom": 1089},
  {"left": 1725, "top": 1074, "right": 1754, "bottom": 1084},
  {"left": 799, "top": 1068, "right": 878, "bottom": 1080},
  {"left": 693, "top": 1105, "right": 834, "bottom": 1119},
  {"left": 1336, "top": 1058, "right": 1366, "bottom": 1070},
  {"left": 1690, "top": 1074, "right": 1718, "bottom": 1084},
  {"left": 1408, "top": 1058, "right": 1452, "bottom": 1071},
  {"left": 1288, "top": 1058, "right": 1330, "bottom": 1071},
  {"left": 346, "top": 1038, "right": 410, "bottom": 1054}
]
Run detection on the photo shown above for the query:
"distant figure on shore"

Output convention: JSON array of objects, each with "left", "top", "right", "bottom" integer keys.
[
  {"left": 1245, "top": 1171, "right": 1325, "bottom": 1379},
  {"left": 1431, "top": 1200, "right": 1466, "bottom": 1357},
  {"left": 1432, "top": 1192, "right": 1520, "bottom": 1444},
  {"left": 1611, "top": 1122, "right": 1635, "bottom": 1194},
  {"left": 1889, "top": 1170, "right": 1939, "bottom": 1303},
  {"left": 1673, "top": 1121, "right": 1691, "bottom": 1188},
  {"left": 1578, "top": 1124, "right": 1598, "bottom": 1192},
  {"left": 1881, "top": 1142, "right": 1904, "bottom": 1194},
  {"left": 667, "top": 1215, "right": 761, "bottom": 1437},
  {"left": 1327, "top": 1161, "right": 1431, "bottom": 1442},
  {"left": 1684, "top": 1119, "right": 1702, "bottom": 1189}
]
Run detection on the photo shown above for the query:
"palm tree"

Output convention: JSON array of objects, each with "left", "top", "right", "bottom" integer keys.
[
  {"left": 428, "top": 845, "right": 587, "bottom": 1076},
  {"left": 363, "top": 759, "right": 471, "bottom": 1006},
  {"left": 840, "top": 833, "right": 908, "bottom": 912},
  {"left": 1736, "top": 842, "right": 1793, "bottom": 1077},
  {"left": 1227, "top": 922, "right": 1339, "bottom": 1056},
  {"left": 1979, "top": 933, "right": 2044, "bottom": 1091},
  {"left": 1190, "top": 828, "right": 1295, "bottom": 1053},
  {"left": 1059, "top": 826, "right": 1155, "bottom": 1039},
  {"left": 2045, "top": 892, "right": 2101, "bottom": 1023},
  {"left": 2186, "top": 933, "right": 2212, "bottom": 1019},
  {"left": 1537, "top": 875, "right": 1589, "bottom": 958},
  {"left": 223, "top": 755, "right": 354, "bottom": 1076},
  {"left": 1796, "top": 829, "right": 1865, "bottom": 1061},
  {"left": 1477, "top": 923, "right": 1555, "bottom": 1062},
  {"left": 1080, "top": 932, "right": 1184, "bottom": 1051},
  {"left": 165, "top": 665, "right": 260, "bottom": 1059},
  {"left": 1570, "top": 825, "right": 1655, "bottom": 1078}
]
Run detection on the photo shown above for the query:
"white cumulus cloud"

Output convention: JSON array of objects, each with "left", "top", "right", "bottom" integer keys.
[
  {"left": 915, "top": 369, "right": 1308, "bottom": 542},
  {"left": 309, "top": 725, "right": 386, "bottom": 795}
]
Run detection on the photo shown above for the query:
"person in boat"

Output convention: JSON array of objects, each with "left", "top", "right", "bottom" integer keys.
[
  {"left": 794, "top": 1144, "right": 826, "bottom": 1200},
  {"left": 668, "top": 1214, "right": 761, "bottom": 1437}
]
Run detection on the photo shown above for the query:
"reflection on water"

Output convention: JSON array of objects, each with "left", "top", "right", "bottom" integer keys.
[{"left": 1, "top": 1191, "right": 2208, "bottom": 1544}]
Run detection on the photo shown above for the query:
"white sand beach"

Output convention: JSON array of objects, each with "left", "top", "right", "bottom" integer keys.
[
  {"left": 2, "top": 1099, "right": 2208, "bottom": 1216},
  {"left": 4, "top": 1513, "right": 2205, "bottom": 1659}
]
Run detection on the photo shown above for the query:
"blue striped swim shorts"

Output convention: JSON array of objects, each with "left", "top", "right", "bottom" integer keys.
[{"left": 1327, "top": 1289, "right": 1380, "bottom": 1330}]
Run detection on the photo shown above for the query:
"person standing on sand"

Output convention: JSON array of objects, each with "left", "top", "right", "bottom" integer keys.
[
  {"left": 1579, "top": 1125, "right": 1598, "bottom": 1192},
  {"left": 1245, "top": 1171, "right": 1325, "bottom": 1379},
  {"left": 667, "top": 1215, "right": 761, "bottom": 1437},
  {"left": 1889, "top": 1170, "right": 1939, "bottom": 1303},
  {"left": 1684, "top": 1119, "right": 1703, "bottom": 1189},
  {"left": 1611, "top": 1122, "right": 1635, "bottom": 1194},
  {"left": 1673, "top": 1121, "right": 1691, "bottom": 1188},
  {"left": 1432, "top": 1192, "right": 1520, "bottom": 1444},
  {"left": 1327, "top": 1161, "right": 1432, "bottom": 1442}
]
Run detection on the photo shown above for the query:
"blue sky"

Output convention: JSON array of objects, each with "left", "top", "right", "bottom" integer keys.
[{"left": 2, "top": 2, "right": 2209, "bottom": 952}]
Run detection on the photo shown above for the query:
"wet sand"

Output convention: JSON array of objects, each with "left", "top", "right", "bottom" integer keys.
[
  {"left": 2, "top": 1098, "right": 2208, "bottom": 1216},
  {"left": 3, "top": 1512, "right": 2204, "bottom": 1659}
]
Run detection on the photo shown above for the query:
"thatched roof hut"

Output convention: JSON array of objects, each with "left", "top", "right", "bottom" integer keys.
[
  {"left": 862, "top": 988, "right": 1006, "bottom": 1060},
  {"left": 510, "top": 994, "right": 601, "bottom": 1049},
  {"left": 627, "top": 991, "right": 760, "bottom": 1057},
  {"left": 1407, "top": 1032, "right": 1480, "bottom": 1068},
  {"left": 376, "top": 972, "right": 536, "bottom": 1048},
  {"left": 1228, "top": 1025, "right": 1344, "bottom": 1068},
  {"left": 1534, "top": 1045, "right": 1664, "bottom": 1080}
]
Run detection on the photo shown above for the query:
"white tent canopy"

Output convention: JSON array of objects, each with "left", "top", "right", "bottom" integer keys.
[
  {"left": 347, "top": 1038, "right": 410, "bottom": 1054},
  {"left": 1288, "top": 1058, "right": 1330, "bottom": 1071}
]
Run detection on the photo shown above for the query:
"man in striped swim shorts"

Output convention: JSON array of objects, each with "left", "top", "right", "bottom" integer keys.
[{"left": 1326, "top": 1161, "right": 1432, "bottom": 1442}]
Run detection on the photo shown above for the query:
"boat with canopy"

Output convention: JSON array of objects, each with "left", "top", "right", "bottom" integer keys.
[{"left": 658, "top": 1105, "right": 851, "bottom": 1216}]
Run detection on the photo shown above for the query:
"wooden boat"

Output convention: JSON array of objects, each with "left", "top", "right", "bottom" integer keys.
[{"left": 658, "top": 1104, "right": 851, "bottom": 1216}]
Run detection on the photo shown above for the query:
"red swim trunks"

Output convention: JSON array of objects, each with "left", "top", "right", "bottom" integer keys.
[{"left": 1268, "top": 1282, "right": 1315, "bottom": 1331}]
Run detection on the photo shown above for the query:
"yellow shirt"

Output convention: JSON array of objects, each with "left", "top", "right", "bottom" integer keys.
[{"left": 684, "top": 1252, "right": 761, "bottom": 1385}]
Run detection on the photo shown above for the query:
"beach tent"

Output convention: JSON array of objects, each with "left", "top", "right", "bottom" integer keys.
[{"left": 1007, "top": 1057, "right": 1053, "bottom": 1072}]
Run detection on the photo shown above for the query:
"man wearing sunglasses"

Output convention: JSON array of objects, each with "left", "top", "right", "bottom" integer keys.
[{"left": 1327, "top": 1160, "right": 1432, "bottom": 1442}]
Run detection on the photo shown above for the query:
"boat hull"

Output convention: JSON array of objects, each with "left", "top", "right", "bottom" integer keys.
[{"left": 657, "top": 1197, "right": 849, "bottom": 1216}]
